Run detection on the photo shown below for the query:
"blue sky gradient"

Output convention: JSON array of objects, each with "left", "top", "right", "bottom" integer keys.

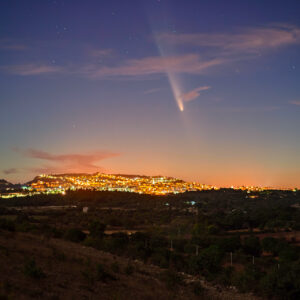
[{"left": 1, "top": 0, "right": 300, "bottom": 188}]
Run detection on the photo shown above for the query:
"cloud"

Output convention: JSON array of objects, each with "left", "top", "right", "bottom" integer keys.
[
  {"left": 85, "top": 54, "right": 224, "bottom": 78},
  {"left": 2, "top": 64, "right": 63, "bottom": 75},
  {"left": 1, "top": 24, "right": 299, "bottom": 80},
  {"left": 3, "top": 168, "right": 19, "bottom": 175},
  {"left": 13, "top": 148, "right": 120, "bottom": 174},
  {"left": 0, "top": 39, "right": 28, "bottom": 51},
  {"left": 289, "top": 100, "right": 300, "bottom": 106},
  {"left": 89, "top": 48, "right": 113, "bottom": 58},
  {"left": 227, "top": 106, "right": 280, "bottom": 113},
  {"left": 143, "top": 88, "right": 163, "bottom": 94},
  {"left": 158, "top": 24, "right": 300, "bottom": 54},
  {"left": 1, "top": 54, "right": 224, "bottom": 78},
  {"left": 181, "top": 86, "right": 211, "bottom": 102}
]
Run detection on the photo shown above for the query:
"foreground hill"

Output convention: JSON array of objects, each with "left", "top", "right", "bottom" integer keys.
[
  {"left": 1, "top": 190, "right": 299, "bottom": 299},
  {"left": 0, "top": 230, "right": 259, "bottom": 300}
]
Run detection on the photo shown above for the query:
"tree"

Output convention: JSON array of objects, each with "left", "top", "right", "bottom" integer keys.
[
  {"left": 88, "top": 221, "right": 106, "bottom": 238},
  {"left": 243, "top": 236, "right": 261, "bottom": 257},
  {"left": 189, "top": 245, "right": 224, "bottom": 275},
  {"left": 262, "top": 237, "right": 279, "bottom": 255},
  {"left": 260, "top": 262, "right": 300, "bottom": 299},
  {"left": 217, "top": 236, "right": 241, "bottom": 252},
  {"left": 64, "top": 228, "right": 86, "bottom": 242}
]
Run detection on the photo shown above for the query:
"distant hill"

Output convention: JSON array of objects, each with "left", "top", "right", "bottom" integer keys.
[
  {"left": 0, "top": 179, "right": 22, "bottom": 192},
  {"left": 0, "top": 179, "right": 11, "bottom": 185},
  {"left": 26, "top": 175, "right": 67, "bottom": 185},
  {"left": 0, "top": 179, "right": 14, "bottom": 189},
  {"left": 27, "top": 173, "right": 180, "bottom": 180}
]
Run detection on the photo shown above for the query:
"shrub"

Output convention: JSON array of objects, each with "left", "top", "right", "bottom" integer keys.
[
  {"left": 260, "top": 262, "right": 300, "bottom": 299},
  {"left": 150, "top": 248, "right": 170, "bottom": 268},
  {"left": 198, "top": 245, "right": 224, "bottom": 274},
  {"left": 233, "top": 265, "right": 264, "bottom": 293},
  {"left": 279, "top": 245, "right": 299, "bottom": 262},
  {"left": 161, "top": 269, "right": 183, "bottom": 290},
  {"left": 81, "top": 269, "right": 95, "bottom": 285},
  {"left": 0, "top": 218, "right": 15, "bottom": 232},
  {"left": 64, "top": 228, "right": 86, "bottom": 243},
  {"left": 207, "top": 224, "right": 219, "bottom": 235},
  {"left": 88, "top": 221, "right": 106, "bottom": 238},
  {"left": 218, "top": 266, "right": 234, "bottom": 286},
  {"left": 262, "top": 237, "right": 279, "bottom": 254},
  {"left": 83, "top": 236, "right": 102, "bottom": 249},
  {"left": 41, "top": 224, "right": 62, "bottom": 238},
  {"left": 243, "top": 236, "right": 261, "bottom": 257},
  {"left": 96, "top": 263, "right": 116, "bottom": 282},
  {"left": 124, "top": 263, "right": 134, "bottom": 275},
  {"left": 191, "top": 281, "right": 204, "bottom": 295},
  {"left": 111, "top": 261, "right": 120, "bottom": 273},
  {"left": 217, "top": 236, "right": 241, "bottom": 252},
  {"left": 51, "top": 247, "right": 66, "bottom": 261},
  {"left": 23, "top": 259, "right": 45, "bottom": 279}
]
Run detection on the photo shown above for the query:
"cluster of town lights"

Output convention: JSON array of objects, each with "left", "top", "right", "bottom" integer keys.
[
  {"left": 1, "top": 173, "right": 290, "bottom": 199},
  {"left": 28, "top": 173, "right": 216, "bottom": 195}
]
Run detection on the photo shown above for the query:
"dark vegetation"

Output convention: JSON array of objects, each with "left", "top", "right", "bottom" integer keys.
[{"left": 0, "top": 188, "right": 299, "bottom": 299}]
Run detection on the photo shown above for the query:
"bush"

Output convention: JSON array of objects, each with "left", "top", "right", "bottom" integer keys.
[
  {"left": 243, "top": 236, "right": 261, "bottom": 257},
  {"left": 96, "top": 263, "right": 116, "bottom": 282},
  {"left": 81, "top": 269, "right": 95, "bottom": 285},
  {"left": 207, "top": 224, "right": 219, "bottom": 235},
  {"left": 88, "top": 221, "right": 106, "bottom": 238},
  {"left": 110, "top": 232, "right": 129, "bottom": 250},
  {"left": 41, "top": 224, "right": 62, "bottom": 238},
  {"left": 191, "top": 281, "right": 204, "bottom": 295},
  {"left": 218, "top": 266, "right": 234, "bottom": 286},
  {"left": 262, "top": 237, "right": 279, "bottom": 254},
  {"left": 83, "top": 236, "right": 102, "bottom": 248},
  {"left": 23, "top": 259, "right": 45, "bottom": 279},
  {"left": 111, "top": 261, "right": 120, "bottom": 273},
  {"left": 198, "top": 245, "right": 224, "bottom": 274},
  {"left": 161, "top": 269, "right": 183, "bottom": 290},
  {"left": 150, "top": 248, "right": 170, "bottom": 268},
  {"left": 217, "top": 236, "right": 241, "bottom": 252},
  {"left": 0, "top": 218, "right": 15, "bottom": 232},
  {"left": 260, "top": 262, "right": 300, "bottom": 299},
  {"left": 233, "top": 265, "right": 264, "bottom": 293},
  {"left": 15, "top": 222, "right": 36, "bottom": 233},
  {"left": 64, "top": 228, "right": 86, "bottom": 243},
  {"left": 51, "top": 247, "right": 66, "bottom": 261},
  {"left": 279, "top": 245, "right": 299, "bottom": 262},
  {"left": 124, "top": 262, "right": 134, "bottom": 275}
]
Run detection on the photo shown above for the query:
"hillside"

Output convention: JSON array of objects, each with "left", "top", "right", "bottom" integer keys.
[
  {"left": 0, "top": 180, "right": 21, "bottom": 193},
  {"left": 0, "top": 231, "right": 258, "bottom": 300}
]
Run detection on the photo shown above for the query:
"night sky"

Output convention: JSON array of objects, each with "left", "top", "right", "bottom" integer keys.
[{"left": 1, "top": 0, "right": 300, "bottom": 188}]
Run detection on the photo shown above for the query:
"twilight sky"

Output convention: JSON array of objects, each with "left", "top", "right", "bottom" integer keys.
[{"left": 0, "top": 0, "right": 300, "bottom": 188}]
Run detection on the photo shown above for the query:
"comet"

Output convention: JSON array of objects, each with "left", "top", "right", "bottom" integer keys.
[
  {"left": 166, "top": 71, "right": 185, "bottom": 112},
  {"left": 155, "top": 41, "right": 185, "bottom": 112}
]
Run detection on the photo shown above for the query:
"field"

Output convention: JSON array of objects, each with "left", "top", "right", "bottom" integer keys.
[{"left": 0, "top": 189, "right": 299, "bottom": 299}]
